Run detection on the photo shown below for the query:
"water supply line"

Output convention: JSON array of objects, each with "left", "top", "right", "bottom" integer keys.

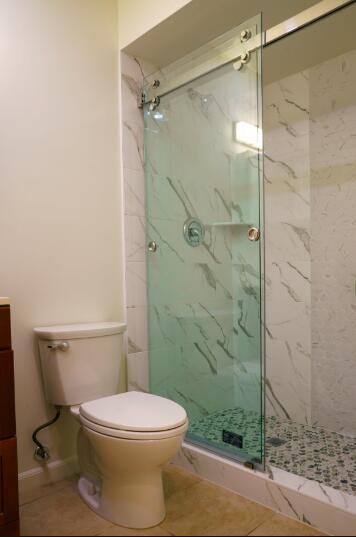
[{"left": 32, "top": 406, "right": 62, "bottom": 461}]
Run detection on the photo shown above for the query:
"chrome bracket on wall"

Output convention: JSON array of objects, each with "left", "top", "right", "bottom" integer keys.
[
  {"left": 138, "top": 92, "right": 145, "bottom": 109},
  {"left": 139, "top": 80, "right": 161, "bottom": 109}
]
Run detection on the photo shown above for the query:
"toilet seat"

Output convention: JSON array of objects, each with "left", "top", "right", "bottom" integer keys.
[
  {"left": 81, "top": 414, "right": 189, "bottom": 441},
  {"left": 79, "top": 391, "right": 188, "bottom": 440}
]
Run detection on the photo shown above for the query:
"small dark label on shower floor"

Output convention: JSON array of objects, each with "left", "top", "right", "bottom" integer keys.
[
  {"left": 266, "top": 437, "right": 287, "bottom": 447},
  {"left": 222, "top": 430, "right": 243, "bottom": 449}
]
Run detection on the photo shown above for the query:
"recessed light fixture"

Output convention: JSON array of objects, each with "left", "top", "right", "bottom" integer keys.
[
  {"left": 234, "top": 121, "right": 262, "bottom": 150},
  {"left": 153, "top": 111, "right": 164, "bottom": 120}
]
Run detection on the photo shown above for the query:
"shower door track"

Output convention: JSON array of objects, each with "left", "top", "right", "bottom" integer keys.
[
  {"left": 143, "top": 0, "right": 355, "bottom": 106},
  {"left": 187, "top": 438, "right": 265, "bottom": 472},
  {"left": 265, "top": 0, "right": 355, "bottom": 46}
]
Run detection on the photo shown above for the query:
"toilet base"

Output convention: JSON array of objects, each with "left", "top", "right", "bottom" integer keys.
[{"left": 78, "top": 472, "right": 166, "bottom": 530}]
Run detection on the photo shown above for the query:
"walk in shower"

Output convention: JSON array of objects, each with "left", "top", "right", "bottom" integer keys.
[{"left": 138, "top": 0, "right": 356, "bottom": 500}]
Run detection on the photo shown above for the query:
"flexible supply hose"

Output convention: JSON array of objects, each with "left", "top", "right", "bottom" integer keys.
[{"left": 32, "top": 406, "right": 62, "bottom": 461}]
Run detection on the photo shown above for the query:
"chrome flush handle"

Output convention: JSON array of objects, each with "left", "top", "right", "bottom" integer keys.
[{"left": 47, "top": 341, "right": 70, "bottom": 351}]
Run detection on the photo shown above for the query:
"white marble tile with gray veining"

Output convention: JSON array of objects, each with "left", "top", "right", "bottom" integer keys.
[{"left": 127, "top": 351, "right": 149, "bottom": 393}]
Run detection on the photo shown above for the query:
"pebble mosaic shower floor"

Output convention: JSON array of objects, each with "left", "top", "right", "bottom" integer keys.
[{"left": 190, "top": 408, "right": 356, "bottom": 496}]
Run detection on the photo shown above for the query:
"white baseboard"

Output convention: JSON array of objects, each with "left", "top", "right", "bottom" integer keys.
[{"left": 18, "top": 456, "right": 79, "bottom": 499}]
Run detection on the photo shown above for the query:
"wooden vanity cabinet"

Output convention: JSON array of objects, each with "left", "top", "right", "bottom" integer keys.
[{"left": 0, "top": 306, "right": 19, "bottom": 536}]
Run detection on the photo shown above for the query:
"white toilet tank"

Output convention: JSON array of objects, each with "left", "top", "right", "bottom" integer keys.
[{"left": 34, "top": 322, "right": 126, "bottom": 406}]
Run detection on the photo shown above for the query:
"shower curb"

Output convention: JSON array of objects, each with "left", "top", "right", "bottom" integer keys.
[{"left": 173, "top": 442, "right": 356, "bottom": 536}]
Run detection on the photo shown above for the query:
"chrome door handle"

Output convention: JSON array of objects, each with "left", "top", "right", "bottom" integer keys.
[
  {"left": 248, "top": 227, "right": 260, "bottom": 242},
  {"left": 148, "top": 241, "right": 158, "bottom": 252}
]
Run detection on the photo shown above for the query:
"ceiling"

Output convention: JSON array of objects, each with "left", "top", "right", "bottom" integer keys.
[{"left": 124, "top": 0, "right": 320, "bottom": 67}]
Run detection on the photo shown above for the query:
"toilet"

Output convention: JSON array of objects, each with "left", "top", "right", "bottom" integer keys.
[{"left": 34, "top": 322, "right": 188, "bottom": 529}]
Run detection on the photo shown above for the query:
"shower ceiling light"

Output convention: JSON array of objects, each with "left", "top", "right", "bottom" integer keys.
[
  {"left": 234, "top": 121, "right": 262, "bottom": 150},
  {"left": 153, "top": 111, "right": 164, "bottom": 120}
]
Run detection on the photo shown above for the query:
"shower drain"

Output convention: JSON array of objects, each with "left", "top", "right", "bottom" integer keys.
[{"left": 267, "top": 437, "right": 287, "bottom": 447}]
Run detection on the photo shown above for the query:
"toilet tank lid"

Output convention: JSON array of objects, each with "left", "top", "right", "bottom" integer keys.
[{"left": 34, "top": 322, "right": 126, "bottom": 340}]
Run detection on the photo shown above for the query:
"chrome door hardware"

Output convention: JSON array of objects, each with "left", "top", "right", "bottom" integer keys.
[
  {"left": 148, "top": 241, "right": 158, "bottom": 252},
  {"left": 233, "top": 52, "right": 251, "bottom": 71},
  {"left": 149, "top": 97, "right": 161, "bottom": 112},
  {"left": 142, "top": 1, "right": 353, "bottom": 107},
  {"left": 240, "top": 29, "right": 252, "bottom": 42},
  {"left": 183, "top": 218, "right": 205, "bottom": 247},
  {"left": 248, "top": 227, "right": 261, "bottom": 242},
  {"left": 47, "top": 341, "right": 70, "bottom": 351}
]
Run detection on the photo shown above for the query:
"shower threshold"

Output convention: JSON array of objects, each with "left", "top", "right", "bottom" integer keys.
[{"left": 190, "top": 408, "right": 356, "bottom": 496}]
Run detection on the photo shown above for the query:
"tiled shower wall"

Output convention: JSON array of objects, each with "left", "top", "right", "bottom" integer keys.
[
  {"left": 122, "top": 48, "right": 356, "bottom": 436},
  {"left": 265, "top": 48, "right": 356, "bottom": 435},
  {"left": 121, "top": 52, "right": 151, "bottom": 392},
  {"left": 310, "top": 50, "right": 356, "bottom": 436},
  {"left": 264, "top": 71, "right": 312, "bottom": 426}
]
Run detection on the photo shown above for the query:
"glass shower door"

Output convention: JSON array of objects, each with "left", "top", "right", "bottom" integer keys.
[{"left": 144, "top": 14, "right": 264, "bottom": 467}]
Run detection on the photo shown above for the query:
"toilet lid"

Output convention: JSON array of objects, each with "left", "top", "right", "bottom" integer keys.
[{"left": 80, "top": 391, "right": 187, "bottom": 432}]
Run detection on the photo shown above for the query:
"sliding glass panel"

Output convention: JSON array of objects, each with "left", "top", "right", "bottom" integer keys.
[{"left": 144, "top": 14, "right": 265, "bottom": 467}]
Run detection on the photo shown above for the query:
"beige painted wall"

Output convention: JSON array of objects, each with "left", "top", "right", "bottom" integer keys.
[
  {"left": 118, "top": 0, "right": 192, "bottom": 49},
  {"left": 0, "top": 0, "right": 123, "bottom": 474}
]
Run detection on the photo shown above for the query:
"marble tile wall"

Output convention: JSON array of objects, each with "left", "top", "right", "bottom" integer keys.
[
  {"left": 264, "top": 72, "right": 312, "bottom": 425},
  {"left": 265, "top": 48, "right": 356, "bottom": 437},
  {"left": 310, "top": 49, "right": 356, "bottom": 437},
  {"left": 121, "top": 52, "right": 153, "bottom": 393}
]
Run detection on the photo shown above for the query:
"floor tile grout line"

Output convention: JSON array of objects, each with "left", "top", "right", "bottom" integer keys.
[
  {"left": 166, "top": 472, "right": 325, "bottom": 536},
  {"left": 162, "top": 475, "right": 279, "bottom": 537},
  {"left": 246, "top": 512, "right": 276, "bottom": 536},
  {"left": 166, "top": 476, "right": 204, "bottom": 498}
]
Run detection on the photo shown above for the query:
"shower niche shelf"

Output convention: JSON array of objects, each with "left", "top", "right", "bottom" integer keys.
[{"left": 210, "top": 222, "right": 252, "bottom": 227}]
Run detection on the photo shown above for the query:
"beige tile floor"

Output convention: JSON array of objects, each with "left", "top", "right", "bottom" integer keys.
[{"left": 20, "top": 465, "right": 326, "bottom": 536}]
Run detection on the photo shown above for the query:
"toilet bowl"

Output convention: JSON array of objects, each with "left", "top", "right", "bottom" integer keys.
[
  {"left": 78, "top": 391, "right": 188, "bottom": 529},
  {"left": 34, "top": 322, "right": 188, "bottom": 530}
]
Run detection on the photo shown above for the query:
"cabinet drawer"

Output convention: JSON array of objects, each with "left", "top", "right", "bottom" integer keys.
[
  {"left": 0, "top": 438, "right": 19, "bottom": 528},
  {"left": 0, "top": 307, "right": 11, "bottom": 351},
  {"left": 0, "top": 352, "right": 16, "bottom": 440}
]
